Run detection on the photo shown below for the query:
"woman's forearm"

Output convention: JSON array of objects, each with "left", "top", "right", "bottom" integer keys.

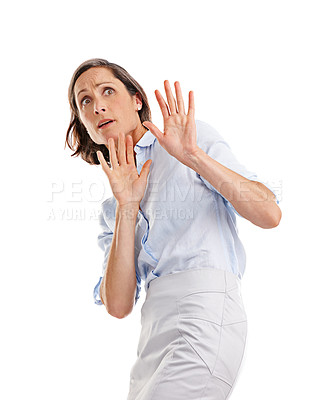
[
  {"left": 185, "top": 148, "right": 281, "bottom": 228},
  {"left": 100, "top": 202, "right": 139, "bottom": 318}
]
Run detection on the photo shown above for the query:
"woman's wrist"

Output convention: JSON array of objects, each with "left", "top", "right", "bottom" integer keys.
[{"left": 116, "top": 201, "right": 140, "bottom": 219}]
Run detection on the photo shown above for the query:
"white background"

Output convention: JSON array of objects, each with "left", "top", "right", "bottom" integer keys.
[{"left": 1, "top": 0, "right": 328, "bottom": 398}]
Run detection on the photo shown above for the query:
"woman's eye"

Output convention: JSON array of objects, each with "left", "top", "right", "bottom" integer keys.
[
  {"left": 81, "top": 98, "right": 90, "bottom": 106},
  {"left": 104, "top": 88, "right": 114, "bottom": 95}
]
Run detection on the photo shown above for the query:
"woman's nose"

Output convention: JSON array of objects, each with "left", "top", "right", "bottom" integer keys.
[{"left": 94, "top": 104, "right": 106, "bottom": 114}]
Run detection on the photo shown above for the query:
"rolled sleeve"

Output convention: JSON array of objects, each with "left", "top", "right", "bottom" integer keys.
[
  {"left": 135, "top": 273, "right": 141, "bottom": 306},
  {"left": 93, "top": 209, "right": 114, "bottom": 306}
]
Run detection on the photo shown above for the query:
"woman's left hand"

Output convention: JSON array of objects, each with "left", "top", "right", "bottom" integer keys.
[{"left": 142, "top": 81, "right": 200, "bottom": 166}]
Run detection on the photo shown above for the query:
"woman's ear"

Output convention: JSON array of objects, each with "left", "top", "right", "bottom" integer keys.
[{"left": 134, "top": 92, "right": 143, "bottom": 110}]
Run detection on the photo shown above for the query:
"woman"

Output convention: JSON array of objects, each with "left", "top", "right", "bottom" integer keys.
[{"left": 65, "top": 58, "right": 281, "bottom": 399}]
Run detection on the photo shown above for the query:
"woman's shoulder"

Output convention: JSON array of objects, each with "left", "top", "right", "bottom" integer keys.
[
  {"left": 101, "top": 195, "right": 116, "bottom": 209},
  {"left": 195, "top": 119, "right": 228, "bottom": 148},
  {"left": 99, "top": 196, "right": 117, "bottom": 231}
]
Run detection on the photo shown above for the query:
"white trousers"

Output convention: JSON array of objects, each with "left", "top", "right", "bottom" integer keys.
[{"left": 127, "top": 268, "right": 248, "bottom": 400}]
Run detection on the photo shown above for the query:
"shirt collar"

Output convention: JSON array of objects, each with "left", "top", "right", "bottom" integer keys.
[{"left": 134, "top": 129, "right": 156, "bottom": 153}]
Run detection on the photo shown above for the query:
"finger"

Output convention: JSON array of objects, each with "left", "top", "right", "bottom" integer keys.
[
  {"left": 174, "top": 81, "right": 185, "bottom": 114},
  {"left": 155, "top": 90, "right": 170, "bottom": 119},
  {"left": 187, "top": 90, "right": 195, "bottom": 117},
  {"left": 117, "top": 132, "right": 127, "bottom": 165},
  {"left": 96, "top": 151, "right": 111, "bottom": 174},
  {"left": 126, "top": 135, "right": 135, "bottom": 165},
  {"left": 164, "top": 80, "right": 178, "bottom": 114},
  {"left": 108, "top": 137, "right": 119, "bottom": 169}
]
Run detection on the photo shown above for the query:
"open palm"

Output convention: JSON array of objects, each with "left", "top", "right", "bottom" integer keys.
[{"left": 143, "top": 81, "right": 200, "bottom": 166}]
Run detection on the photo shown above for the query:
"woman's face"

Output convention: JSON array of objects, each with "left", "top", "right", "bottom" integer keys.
[{"left": 74, "top": 67, "right": 145, "bottom": 149}]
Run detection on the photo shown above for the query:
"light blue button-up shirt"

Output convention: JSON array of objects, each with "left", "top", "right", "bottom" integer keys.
[{"left": 93, "top": 120, "right": 279, "bottom": 306}]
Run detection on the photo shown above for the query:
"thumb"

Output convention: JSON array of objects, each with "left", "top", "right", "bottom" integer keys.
[
  {"left": 97, "top": 151, "right": 111, "bottom": 174},
  {"left": 142, "top": 121, "right": 163, "bottom": 142},
  {"left": 139, "top": 159, "right": 152, "bottom": 181}
]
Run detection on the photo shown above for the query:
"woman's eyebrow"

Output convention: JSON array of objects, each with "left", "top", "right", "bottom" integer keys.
[{"left": 77, "top": 82, "right": 115, "bottom": 98}]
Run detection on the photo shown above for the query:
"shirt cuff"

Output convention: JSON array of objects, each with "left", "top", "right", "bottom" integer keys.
[{"left": 93, "top": 276, "right": 103, "bottom": 305}]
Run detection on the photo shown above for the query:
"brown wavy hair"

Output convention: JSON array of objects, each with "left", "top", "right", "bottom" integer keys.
[{"left": 65, "top": 58, "right": 152, "bottom": 165}]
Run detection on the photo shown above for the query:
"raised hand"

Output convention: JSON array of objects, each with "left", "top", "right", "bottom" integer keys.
[
  {"left": 97, "top": 132, "right": 152, "bottom": 208},
  {"left": 142, "top": 80, "right": 200, "bottom": 166}
]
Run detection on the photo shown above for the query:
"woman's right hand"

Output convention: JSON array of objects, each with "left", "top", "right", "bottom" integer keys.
[{"left": 96, "top": 132, "right": 152, "bottom": 208}]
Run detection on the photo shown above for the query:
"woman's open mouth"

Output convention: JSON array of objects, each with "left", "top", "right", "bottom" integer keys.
[{"left": 98, "top": 119, "right": 115, "bottom": 129}]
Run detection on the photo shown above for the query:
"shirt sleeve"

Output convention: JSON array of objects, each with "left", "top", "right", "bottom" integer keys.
[
  {"left": 195, "top": 120, "right": 280, "bottom": 218},
  {"left": 93, "top": 203, "right": 141, "bottom": 306}
]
